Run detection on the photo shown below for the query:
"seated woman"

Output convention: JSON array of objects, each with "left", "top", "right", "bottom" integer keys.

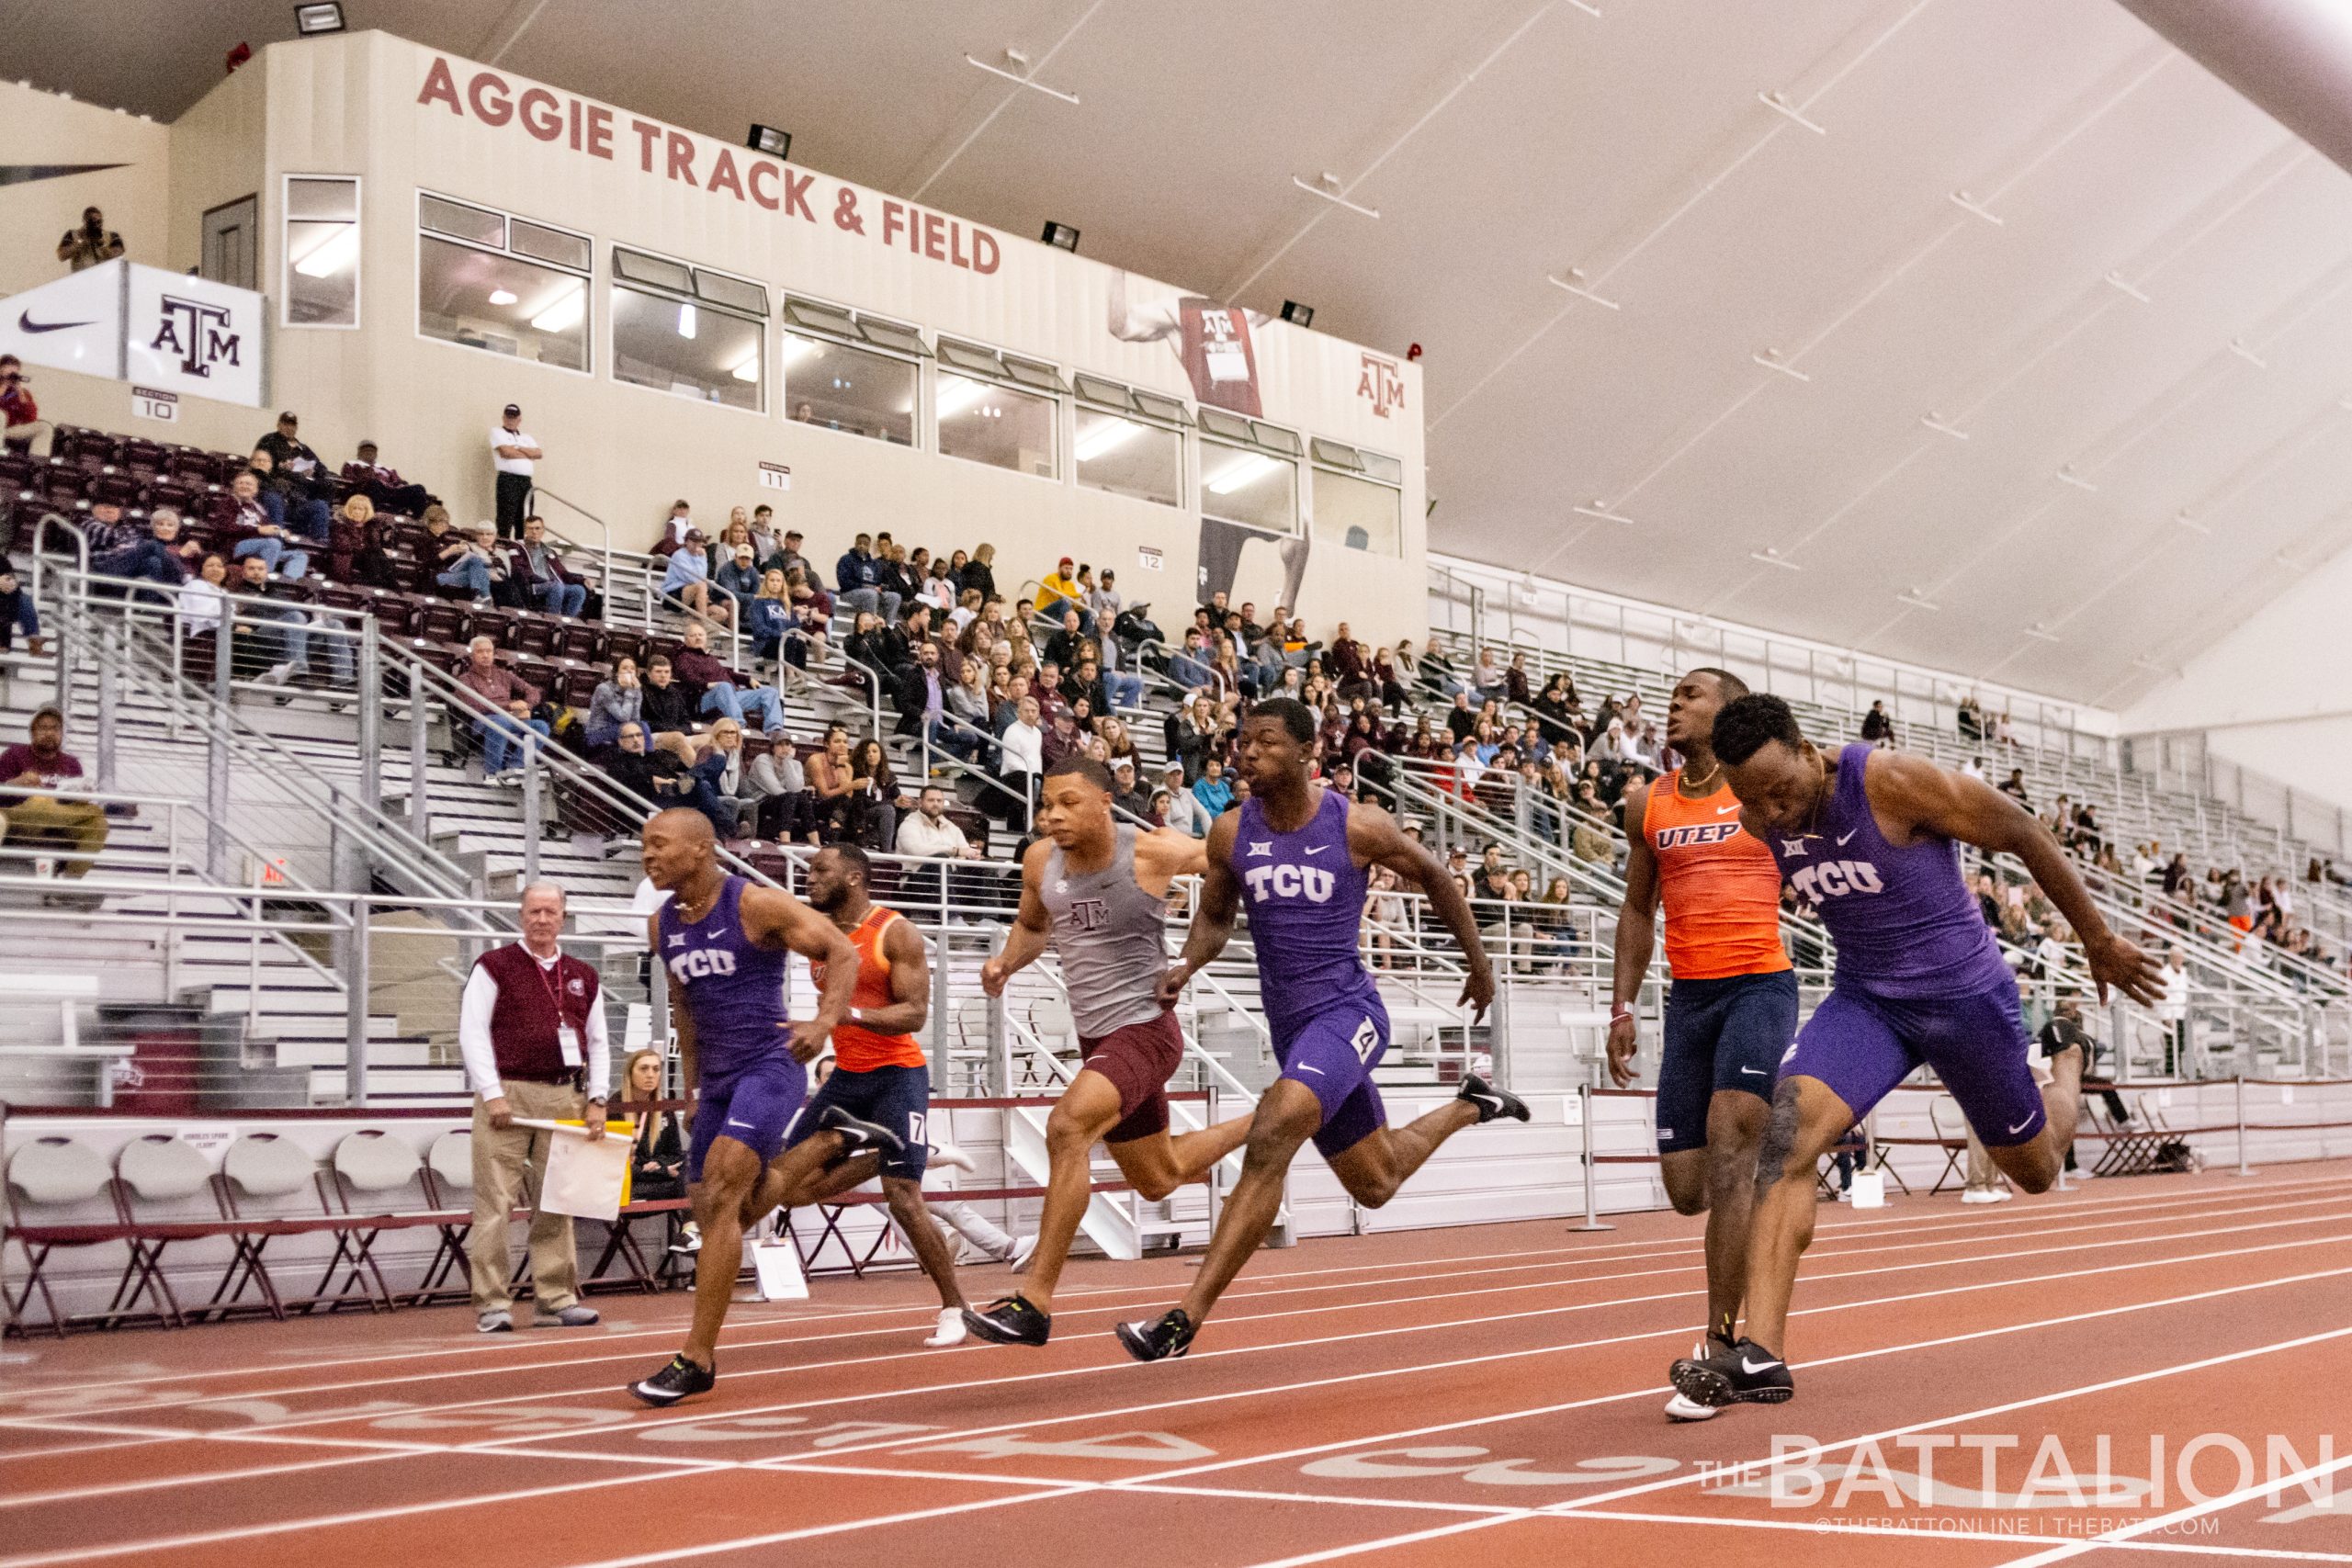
[
  {"left": 744, "top": 569, "right": 794, "bottom": 668},
  {"left": 616, "top": 1048, "right": 686, "bottom": 1203},
  {"left": 584, "top": 656, "right": 643, "bottom": 752},
  {"left": 842, "top": 736, "right": 900, "bottom": 851},
  {"left": 670, "top": 717, "right": 748, "bottom": 840}
]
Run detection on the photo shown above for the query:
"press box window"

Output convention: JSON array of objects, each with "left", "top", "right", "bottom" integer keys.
[
  {"left": 611, "top": 245, "right": 768, "bottom": 412},
  {"left": 937, "top": 339, "right": 1064, "bottom": 480},
  {"left": 781, "top": 295, "right": 923, "bottom": 447},
  {"left": 1198, "top": 409, "right": 1299, "bottom": 535},
  {"left": 1310, "top": 438, "right": 1402, "bottom": 556},
  {"left": 1072, "top": 374, "right": 1184, "bottom": 509},
  {"left": 284, "top": 175, "right": 359, "bottom": 328},
  {"left": 417, "top": 193, "right": 591, "bottom": 373}
]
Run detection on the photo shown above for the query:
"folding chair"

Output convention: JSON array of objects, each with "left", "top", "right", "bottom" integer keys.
[
  {"left": 324, "top": 1131, "right": 450, "bottom": 1312},
  {"left": 110, "top": 1134, "right": 230, "bottom": 1330},
  {"left": 1923, "top": 1096, "right": 1974, "bottom": 1197},
  {"left": 212, "top": 1133, "right": 379, "bottom": 1318},
  {"left": 414, "top": 1129, "right": 476, "bottom": 1305},
  {"left": 4, "top": 1136, "right": 130, "bottom": 1337}
]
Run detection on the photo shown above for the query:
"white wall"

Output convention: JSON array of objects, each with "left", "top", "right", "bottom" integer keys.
[
  {"left": 2121, "top": 543, "right": 2352, "bottom": 816},
  {"left": 0, "top": 82, "right": 169, "bottom": 299}
]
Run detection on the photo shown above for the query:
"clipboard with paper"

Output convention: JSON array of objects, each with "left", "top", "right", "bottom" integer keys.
[{"left": 512, "top": 1118, "right": 634, "bottom": 1222}]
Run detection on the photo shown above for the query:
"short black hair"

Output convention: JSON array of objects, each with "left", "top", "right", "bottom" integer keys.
[
  {"left": 1712, "top": 693, "right": 1803, "bottom": 766},
  {"left": 1247, "top": 695, "right": 1317, "bottom": 745},
  {"left": 1686, "top": 666, "right": 1750, "bottom": 702},
  {"left": 1046, "top": 754, "right": 1114, "bottom": 794},
  {"left": 819, "top": 842, "right": 870, "bottom": 885}
]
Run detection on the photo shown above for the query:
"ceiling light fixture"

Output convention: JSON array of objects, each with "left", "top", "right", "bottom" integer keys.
[
  {"left": 935, "top": 376, "right": 987, "bottom": 418},
  {"left": 1919, "top": 412, "right": 1969, "bottom": 440},
  {"left": 290, "top": 224, "right": 357, "bottom": 277},
  {"left": 1279, "top": 300, "right": 1315, "bottom": 329},
  {"left": 1571, "top": 501, "right": 1634, "bottom": 525},
  {"left": 965, "top": 48, "right": 1080, "bottom": 105},
  {"left": 1041, "top": 220, "right": 1080, "bottom": 253},
  {"left": 1756, "top": 89, "right": 1826, "bottom": 134},
  {"left": 1544, "top": 269, "right": 1621, "bottom": 310},
  {"left": 1753, "top": 349, "right": 1809, "bottom": 382},
  {"left": 487, "top": 288, "right": 517, "bottom": 306},
  {"left": 746, "top": 124, "right": 791, "bottom": 161},
  {"left": 1748, "top": 547, "right": 1801, "bottom": 571},
  {"left": 1291, "top": 172, "right": 1379, "bottom": 220},
  {"left": 529, "top": 285, "right": 584, "bottom": 333},
  {"left": 1948, "top": 189, "right": 2004, "bottom": 226},
  {"left": 1075, "top": 418, "right": 1140, "bottom": 462},
  {"left": 730, "top": 355, "right": 759, "bottom": 383},
  {"left": 1206, "top": 454, "right": 1279, "bottom": 494},
  {"left": 293, "top": 3, "right": 345, "bottom": 36},
  {"left": 1895, "top": 588, "right": 1941, "bottom": 612}
]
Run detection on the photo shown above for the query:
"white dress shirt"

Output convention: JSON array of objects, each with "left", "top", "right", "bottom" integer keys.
[
  {"left": 458, "top": 947, "right": 612, "bottom": 1101},
  {"left": 491, "top": 426, "right": 538, "bottom": 477},
  {"left": 897, "top": 811, "right": 972, "bottom": 859},
  {"left": 1000, "top": 719, "right": 1044, "bottom": 778}
]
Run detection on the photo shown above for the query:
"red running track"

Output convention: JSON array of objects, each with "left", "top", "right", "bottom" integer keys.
[{"left": 3, "top": 1161, "right": 2350, "bottom": 1567}]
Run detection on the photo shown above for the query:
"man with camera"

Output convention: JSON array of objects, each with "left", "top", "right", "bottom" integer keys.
[
  {"left": 55, "top": 207, "right": 125, "bottom": 272},
  {"left": 0, "top": 357, "right": 53, "bottom": 459}
]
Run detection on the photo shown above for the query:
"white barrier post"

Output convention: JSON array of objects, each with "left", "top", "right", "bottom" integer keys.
[
  {"left": 2233, "top": 1074, "right": 2255, "bottom": 1177},
  {"left": 1568, "top": 1083, "right": 1615, "bottom": 1234}
]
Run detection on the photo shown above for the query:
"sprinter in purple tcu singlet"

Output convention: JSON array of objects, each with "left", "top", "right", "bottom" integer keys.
[
  {"left": 1669, "top": 695, "right": 2161, "bottom": 1413},
  {"left": 628, "top": 808, "right": 899, "bottom": 1408},
  {"left": 1114, "top": 697, "right": 1530, "bottom": 1362}
]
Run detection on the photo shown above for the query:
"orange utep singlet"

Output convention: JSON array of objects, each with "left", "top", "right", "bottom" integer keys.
[
  {"left": 1642, "top": 768, "right": 1792, "bottom": 980},
  {"left": 814, "top": 907, "right": 927, "bottom": 1072}
]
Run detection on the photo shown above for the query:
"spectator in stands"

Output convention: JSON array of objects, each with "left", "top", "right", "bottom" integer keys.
[
  {"left": 807, "top": 725, "right": 856, "bottom": 839},
  {"left": 673, "top": 718, "right": 747, "bottom": 840},
  {"left": 714, "top": 542, "right": 763, "bottom": 615},
  {"left": 1166, "top": 628, "right": 1215, "bottom": 691},
  {"left": 1996, "top": 766, "right": 2030, "bottom": 807},
  {"left": 0, "top": 566, "right": 42, "bottom": 655},
  {"left": 457, "top": 882, "right": 607, "bottom": 1332},
  {"left": 0, "top": 707, "right": 107, "bottom": 879},
  {"left": 0, "top": 356, "right": 54, "bottom": 457},
  {"left": 255, "top": 411, "right": 334, "bottom": 524},
  {"left": 669, "top": 620, "right": 780, "bottom": 735},
  {"left": 616, "top": 1049, "right": 685, "bottom": 1202},
  {"left": 491, "top": 404, "right": 541, "bottom": 539},
  {"left": 2221, "top": 871, "right": 2253, "bottom": 948},
  {"left": 635, "top": 655, "right": 692, "bottom": 740},
  {"left": 228, "top": 554, "right": 334, "bottom": 687},
  {"left": 833, "top": 531, "right": 899, "bottom": 622},
  {"left": 1470, "top": 645, "right": 1508, "bottom": 702},
  {"left": 584, "top": 658, "right": 643, "bottom": 751},
  {"left": 842, "top": 737, "right": 899, "bottom": 850},
  {"left": 996, "top": 695, "right": 1044, "bottom": 829},
  {"left": 92, "top": 505, "right": 189, "bottom": 590},
  {"left": 222, "top": 469, "right": 311, "bottom": 581},
  {"left": 1192, "top": 753, "right": 1235, "bottom": 818},
  {"left": 245, "top": 446, "right": 332, "bottom": 544},
  {"left": 744, "top": 569, "right": 795, "bottom": 668},
  {"left": 899, "top": 784, "right": 979, "bottom": 861},
  {"left": 1860, "top": 700, "right": 1893, "bottom": 743},
  {"left": 329, "top": 494, "right": 401, "bottom": 592},
  {"left": 959, "top": 541, "right": 999, "bottom": 601},
  {"left": 55, "top": 206, "right": 124, "bottom": 271},
  {"left": 1036, "top": 556, "right": 1093, "bottom": 633},
  {"left": 761, "top": 524, "right": 808, "bottom": 581},
  {"left": 343, "top": 439, "right": 434, "bottom": 517},
  {"left": 662, "top": 530, "right": 730, "bottom": 626},
  {"left": 1042, "top": 605, "right": 1086, "bottom": 671},
  {"left": 434, "top": 523, "right": 496, "bottom": 603},
  {"left": 458, "top": 636, "right": 548, "bottom": 781},
  {"left": 1957, "top": 693, "right": 1984, "bottom": 741},
  {"left": 175, "top": 554, "right": 228, "bottom": 642},
  {"left": 602, "top": 720, "right": 683, "bottom": 811},
  {"left": 648, "top": 499, "right": 695, "bottom": 557},
  {"left": 510, "top": 515, "right": 589, "bottom": 618}
]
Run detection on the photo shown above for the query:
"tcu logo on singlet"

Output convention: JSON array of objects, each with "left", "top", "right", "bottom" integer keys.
[
  {"left": 665, "top": 946, "right": 739, "bottom": 983},
  {"left": 1244, "top": 863, "right": 1336, "bottom": 904},
  {"left": 1654, "top": 823, "right": 1741, "bottom": 850},
  {"left": 1786, "top": 859, "right": 1885, "bottom": 903},
  {"left": 1060, "top": 897, "right": 1110, "bottom": 932}
]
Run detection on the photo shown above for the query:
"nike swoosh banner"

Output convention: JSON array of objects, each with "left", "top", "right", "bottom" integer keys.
[{"left": 0, "top": 257, "right": 123, "bottom": 377}]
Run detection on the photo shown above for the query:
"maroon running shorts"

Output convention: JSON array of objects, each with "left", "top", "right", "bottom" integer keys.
[{"left": 1079, "top": 1009, "right": 1185, "bottom": 1144}]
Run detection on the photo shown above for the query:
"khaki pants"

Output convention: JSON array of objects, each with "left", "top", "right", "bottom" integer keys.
[
  {"left": 1963, "top": 1128, "right": 1998, "bottom": 1190},
  {"left": 0, "top": 795, "right": 110, "bottom": 877},
  {"left": 5, "top": 419, "right": 55, "bottom": 458},
  {"left": 469, "top": 1078, "right": 585, "bottom": 1313}
]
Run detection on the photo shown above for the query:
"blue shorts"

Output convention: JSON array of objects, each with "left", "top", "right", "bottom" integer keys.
[
  {"left": 1785, "top": 978, "right": 2045, "bottom": 1147},
  {"left": 686, "top": 1056, "right": 808, "bottom": 1182},
  {"left": 787, "top": 1062, "right": 931, "bottom": 1180},
  {"left": 1275, "top": 992, "right": 1391, "bottom": 1160},
  {"left": 1656, "top": 970, "right": 1799, "bottom": 1154}
]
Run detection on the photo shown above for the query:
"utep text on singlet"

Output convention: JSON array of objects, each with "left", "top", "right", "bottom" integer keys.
[
  {"left": 1041, "top": 824, "right": 1170, "bottom": 1040},
  {"left": 1230, "top": 786, "right": 1376, "bottom": 1039},
  {"left": 656, "top": 875, "right": 792, "bottom": 1074},
  {"left": 1763, "top": 745, "right": 2012, "bottom": 998},
  {"left": 1643, "top": 768, "right": 1792, "bottom": 980}
]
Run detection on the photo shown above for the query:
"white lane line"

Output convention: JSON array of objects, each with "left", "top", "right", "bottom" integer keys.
[
  {"left": 1991, "top": 1450, "right": 2352, "bottom": 1566},
  {"left": 22, "top": 1168, "right": 2341, "bottom": 1409},
  {"left": 1218, "top": 1324, "right": 2352, "bottom": 1568}
]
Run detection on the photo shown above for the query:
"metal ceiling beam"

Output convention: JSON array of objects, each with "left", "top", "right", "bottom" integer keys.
[{"left": 2114, "top": 0, "right": 2352, "bottom": 177}]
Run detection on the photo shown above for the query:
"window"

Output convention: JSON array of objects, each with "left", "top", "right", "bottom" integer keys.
[
  {"left": 416, "top": 193, "right": 591, "bottom": 373},
  {"left": 283, "top": 176, "right": 358, "bottom": 327},
  {"left": 611, "top": 244, "right": 768, "bottom": 412},
  {"left": 936, "top": 339, "right": 1062, "bottom": 479},
  {"left": 1310, "top": 438, "right": 1402, "bottom": 554},
  {"left": 1072, "top": 375, "right": 1183, "bottom": 508},
  {"left": 780, "top": 295, "right": 922, "bottom": 446},
  {"left": 1200, "top": 412, "right": 1300, "bottom": 535}
]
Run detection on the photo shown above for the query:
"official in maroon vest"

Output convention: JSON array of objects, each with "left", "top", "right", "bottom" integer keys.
[{"left": 458, "top": 883, "right": 613, "bottom": 1333}]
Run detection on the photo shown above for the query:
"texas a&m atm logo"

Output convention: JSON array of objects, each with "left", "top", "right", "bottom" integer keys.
[
  {"left": 150, "top": 296, "right": 242, "bottom": 380},
  {"left": 1358, "top": 352, "right": 1405, "bottom": 419}
]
